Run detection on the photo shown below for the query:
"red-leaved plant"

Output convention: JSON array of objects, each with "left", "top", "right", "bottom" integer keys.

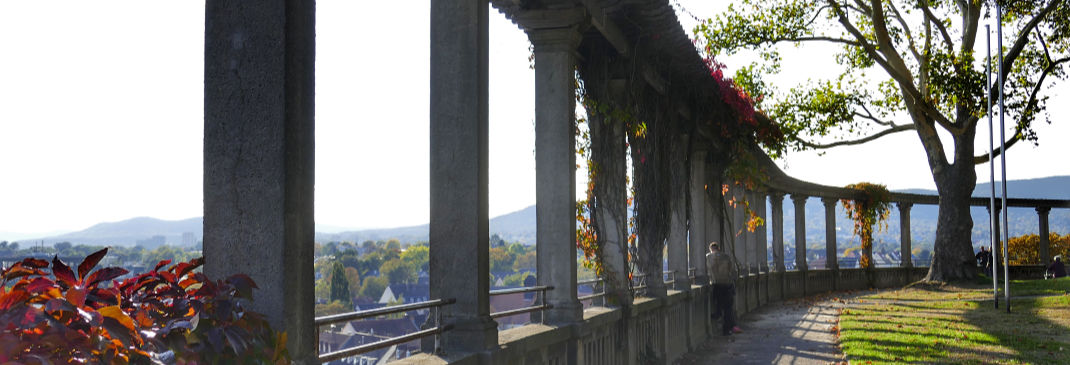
[{"left": 0, "top": 248, "right": 289, "bottom": 364}]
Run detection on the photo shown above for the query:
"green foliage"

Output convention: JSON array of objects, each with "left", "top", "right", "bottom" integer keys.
[
  {"left": 513, "top": 251, "right": 536, "bottom": 272},
  {"left": 314, "top": 300, "right": 351, "bottom": 317},
  {"left": 328, "top": 261, "right": 353, "bottom": 308},
  {"left": 401, "top": 244, "right": 429, "bottom": 272},
  {"left": 380, "top": 258, "right": 416, "bottom": 285},
  {"left": 359, "top": 276, "right": 389, "bottom": 301},
  {"left": 695, "top": 0, "right": 1069, "bottom": 156},
  {"left": 500, "top": 272, "right": 533, "bottom": 287},
  {"left": 0, "top": 249, "right": 288, "bottom": 364},
  {"left": 488, "top": 247, "right": 514, "bottom": 274}
]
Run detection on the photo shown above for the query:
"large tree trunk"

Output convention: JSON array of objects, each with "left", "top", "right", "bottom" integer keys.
[{"left": 924, "top": 124, "right": 979, "bottom": 282}]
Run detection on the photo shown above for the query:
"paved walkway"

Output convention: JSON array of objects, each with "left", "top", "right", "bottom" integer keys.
[{"left": 675, "top": 294, "right": 862, "bottom": 365}]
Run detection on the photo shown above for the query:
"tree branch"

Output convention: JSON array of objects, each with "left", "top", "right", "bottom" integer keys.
[
  {"left": 855, "top": 103, "right": 894, "bottom": 126},
  {"left": 998, "top": 0, "right": 1061, "bottom": 89},
  {"left": 767, "top": 36, "right": 861, "bottom": 46},
  {"left": 887, "top": 1, "right": 922, "bottom": 63},
  {"left": 919, "top": 0, "right": 954, "bottom": 53},
  {"left": 973, "top": 56, "right": 1070, "bottom": 164},
  {"left": 798, "top": 123, "right": 916, "bottom": 149}
]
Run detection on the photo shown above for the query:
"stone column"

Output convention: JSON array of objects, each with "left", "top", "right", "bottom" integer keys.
[
  {"left": 733, "top": 185, "right": 748, "bottom": 273},
  {"left": 791, "top": 195, "right": 808, "bottom": 271},
  {"left": 203, "top": 1, "right": 315, "bottom": 362},
  {"left": 1038, "top": 207, "right": 1051, "bottom": 266},
  {"left": 531, "top": 27, "right": 583, "bottom": 325},
  {"left": 897, "top": 203, "right": 913, "bottom": 268},
  {"left": 755, "top": 191, "right": 769, "bottom": 273},
  {"left": 688, "top": 150, "right": 708, "bottom": 285},
  {"left": 822, "top": 198, "right": 839, "bottom": 271},
  {"left": 428, "top": 0, "right": 496, "bottom": 353},
  {"left": 770, "top": 193, "right": 786, "bottom": 272},
  {"left": 668, "top": 134, "right": 691, "bottom": 291}
]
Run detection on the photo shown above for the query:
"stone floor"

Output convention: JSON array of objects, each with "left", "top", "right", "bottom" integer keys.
[{"left": 675, "top": 294, "right": 862, "bottom": 365}]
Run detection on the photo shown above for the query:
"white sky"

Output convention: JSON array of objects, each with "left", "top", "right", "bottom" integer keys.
[{"left": 1, "top": 1, "right": 1067, "bottom": 237}]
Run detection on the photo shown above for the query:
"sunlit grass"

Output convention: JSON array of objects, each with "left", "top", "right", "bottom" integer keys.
[{"left": 839, "top": 278, "right": 1070, "bottom": 364}]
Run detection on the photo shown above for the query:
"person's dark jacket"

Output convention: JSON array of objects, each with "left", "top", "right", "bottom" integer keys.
[{"left": 1048, "top": 260, "right": 1066, "bottom": 278}]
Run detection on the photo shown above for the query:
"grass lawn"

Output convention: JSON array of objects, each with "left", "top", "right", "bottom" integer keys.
[{"left": 838, "top": 277, "right": 1070, "bottom": 364}]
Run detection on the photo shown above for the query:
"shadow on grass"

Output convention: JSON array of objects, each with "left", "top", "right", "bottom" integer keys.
[
  {"left": 961, "top": 295, "right": 1070, "bottom": 364},
  {"left": 842, "top": 281, "right": 1070, "bottom": 364}
]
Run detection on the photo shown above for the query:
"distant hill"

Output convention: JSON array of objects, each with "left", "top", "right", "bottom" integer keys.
[
  {"left": 315, "top": 205, "right": 537, "bottom": 245},
  {"left": 22, "top": 217, "right": 203, "bottom": 247},
  {"left": 14, "top": 176, "right": 1066, "bottom": 249}
]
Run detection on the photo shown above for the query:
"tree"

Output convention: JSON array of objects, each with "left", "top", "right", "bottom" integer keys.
[
  {"left": 488, "top": 247, "right": 514, "bottom": 274},
  {"left": 400, "top": 245, "right": 429, "bottom": 272},
  {"left": 380, "top": 258, "right": 416, "bottom": 285},
  {"left": 699, "top": 0, "right": 1069, "bottom": 281},
  {"left": 328, "top": 261, "right": 352, "bottom": 308},
  {"left": 513, "top": 251, "right": 537, "bottom": 272},
  {"left": 53, "top": 241, "right": 72, "bottom": 253},
  {"left": 359, "top": 276, "right": 389, "bottom": 301}
]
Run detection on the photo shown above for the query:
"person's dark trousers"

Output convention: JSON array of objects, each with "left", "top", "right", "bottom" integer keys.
[{"left": 712, "top": 283, "right": 736, "bottom": 335}]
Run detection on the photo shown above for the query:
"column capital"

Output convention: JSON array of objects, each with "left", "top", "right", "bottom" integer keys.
[
  {"left": 527, "top": 25, "right": 583, "bottom": 51},
  {"left": 821, "top": 197, "right": 839, "bottom": 207},
  {"left": 896, "top": 202, "right": 913, "bottom": 211},
  {"left": 768, "top": 191, "right": 785, "bottom": 200},
  {"left": 790, "top": 194, "right": 808, "bottom": 204},
  {"left": 1036, "top": 206, "right": 1052, "bottom": 215}
]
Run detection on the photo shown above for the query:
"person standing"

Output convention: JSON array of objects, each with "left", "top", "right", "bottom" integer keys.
[
  {"left": 706, "top": 241, "right": 742, "bottom": 336},
  {"left": 975, "top": 246, "right": 992, "bottom": 271}
]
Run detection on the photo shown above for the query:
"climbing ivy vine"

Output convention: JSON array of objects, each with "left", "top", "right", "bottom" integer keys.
[{"left": 840, "top": 183, "right": 891, "bottom": 269}]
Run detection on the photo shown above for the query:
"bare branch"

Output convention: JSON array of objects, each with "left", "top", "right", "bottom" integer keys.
[
  {"left": 887, "top": 1, "right": 922, "bottom": 63},
  {"left": 855, "top": 103, "right": 894, "bottom": 126},
  {"left": 1036, "top": 28, "right": 1052, "bottom": 63},
  {"left": 804, "top": 5, "right": 832, "bottom": 28},
  {"left": 974, "top": 56, "right": 1070, "bottom": 164},
  {"left": 998, "top": 0, "right": 1061, "bottom": 86},
  {"left": 767, "top": 36, "right": 862, "bottom": 46},
  {"left": 798, "top": 123, "right": 916, "bottom": 149},
  {"left": 919, "top": 0, "right": 954, "bottom": 53}
]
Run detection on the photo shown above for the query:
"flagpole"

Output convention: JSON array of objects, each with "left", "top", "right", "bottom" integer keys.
[
  {"left": 985, "top": 24, "right": 999, "bottom": 309},
  {"left": 996, "top": 2, "right": 1010, "bottom": 313}
]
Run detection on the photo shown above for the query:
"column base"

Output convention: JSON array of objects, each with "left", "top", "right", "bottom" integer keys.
[{"left": 442, "top": 315, "right": 499, "bottom": 356}]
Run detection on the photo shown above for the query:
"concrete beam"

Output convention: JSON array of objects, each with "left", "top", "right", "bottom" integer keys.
[
  {"left": 203, "top": 0, "right": 316, "bottom": 362},
  {"left": 429, "top": 0, "right": 497, "bottom": 354}
]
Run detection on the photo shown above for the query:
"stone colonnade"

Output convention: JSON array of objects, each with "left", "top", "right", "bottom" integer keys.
[{"left": 199, "top": 1, "right": 1066, "bottom": 363}]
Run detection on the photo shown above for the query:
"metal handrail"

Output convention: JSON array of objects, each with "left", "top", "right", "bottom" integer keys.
[
  {"left": 319, "top": 325, "right": 453, "bottom": 363},
  {"left": 488, "top": 286, "right": 554, "bottom": 322},
  {"left": 489, "top": 285, "right": 552, "bottom": 296},
  {"left": 315, "top": 298, "right": 453, "bottom": 326},
  {"left": 577, "top": 278, "right": 606, "bottom": 305},
  {"left": 663, "top": 270, "right": 675, "bottom": 285},
  {"left": 315, "top": 298, "right": 455, "bottom": 363},
  {"left": 577, "top": 277, "right": 603, "bottom": 286}
]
